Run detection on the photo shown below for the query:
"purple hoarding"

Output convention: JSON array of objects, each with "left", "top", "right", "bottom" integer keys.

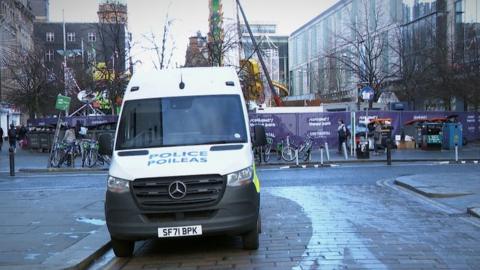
[
  {"left": 298, "top": 112, "right": 349, "bottom": 147},
  {"left": 249, "top": 113, "right": 297, "bottom": 145},
  {"left": 250, "top": 111, "right": 480, "bottom": 148}
]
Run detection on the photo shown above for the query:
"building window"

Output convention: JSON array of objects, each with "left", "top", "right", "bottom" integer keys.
[
  {"left": 46, "top": 32, "right": 54, "bottom": 42},
  {"left": 46, "top": 50, "right": 54, "bottom": 62},
  {"left": 67, "top": 32, "right": 75, "bottom": 42},
  {"left": 88, "top": 32, "right": 96, "bottom": 42}
]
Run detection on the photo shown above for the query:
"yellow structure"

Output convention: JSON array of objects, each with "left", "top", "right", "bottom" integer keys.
[
  {"left": 239, "top": 59, "right": 264, "bottom": 101},
  {"left": 93, "top": 62, "right": 114, "bottom": 81}
]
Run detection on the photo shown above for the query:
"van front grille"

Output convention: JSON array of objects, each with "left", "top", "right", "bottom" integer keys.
[{"left": 131, "top": 175, "right": 226, "bottom": 210}]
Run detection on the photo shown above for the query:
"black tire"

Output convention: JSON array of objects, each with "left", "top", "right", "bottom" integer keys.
[
  {"left": 242, "top": 219, "right": 259, "bottom": 250},
  {"left": 263, "top": 144, "right": 271, "bottom": 163},
  {"left": 303, "top": 149, "right": 312, "bottom": 162},
  {"left": 253, "top": 147, "right": 262, "bottom": 164},
  {"left": 81, "top": 148, "right": 87, "bottom": 168},
  {"left": 258, "top": 215, "right": 262, "bottom": 234},
  {"left": 87, "top": 149, "right": 98, "bottom": 168},
  {"left": 51, "top": 148, "right": 62, "bottom": 167},
  {"left": 111, "top": 237, "right": 134, "bottom": 257}
]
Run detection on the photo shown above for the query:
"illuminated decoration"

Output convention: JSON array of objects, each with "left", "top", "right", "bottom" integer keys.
[
  {"left": 93, "top": 62, "right": 116, "bottom": 81},
  {"left": 208, "top": 0, "right": 224, "bottom": 66}
]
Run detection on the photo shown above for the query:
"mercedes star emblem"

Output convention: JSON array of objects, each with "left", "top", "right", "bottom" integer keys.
[{"left": 168, "top": 181, "right": 187, "bottom": 200}]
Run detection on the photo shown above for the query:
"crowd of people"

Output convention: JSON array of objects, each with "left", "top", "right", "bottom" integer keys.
[
  {"left": 337, "top": 119, "right": 388, "bottom": 155},
  {"left": 0, "top": 124, "right": 28, "bottom": 152}
]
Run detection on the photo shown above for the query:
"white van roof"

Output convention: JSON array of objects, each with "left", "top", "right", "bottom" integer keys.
[{"left": 124, "top": 67, "right": 242, "bottom": 101}]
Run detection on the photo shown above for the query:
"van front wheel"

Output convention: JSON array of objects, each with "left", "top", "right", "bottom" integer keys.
[
  {"left": 111, "top": 237, "right": 134, "bottom": 257},
  {"left": 242, "top": 220, "right": 259, "bottom": 250}
]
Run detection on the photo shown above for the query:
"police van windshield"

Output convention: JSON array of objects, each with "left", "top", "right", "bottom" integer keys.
[{"left": 116, "top": 95, "right": 247, "bottom": 150}]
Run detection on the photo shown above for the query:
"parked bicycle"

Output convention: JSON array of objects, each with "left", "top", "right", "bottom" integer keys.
[
  {"left": 50, "top": 141, "right": 81, "bottom": 167},
  {"left": 80, "top": 138, "right": 112, "bottom": 168},
  {"left": 80, "top": 139, "right": 99, "bottom": 168},
  {"left": 254, "top": 136, "right": 273, "bottom": 164},
  {"left": 281, "top": 135, "right": 314, "bottom": 162}
]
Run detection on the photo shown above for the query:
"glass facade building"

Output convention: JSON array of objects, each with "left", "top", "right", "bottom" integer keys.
[
  {"left": 289, "top": 0, "right": 402, "bottom": 101},
  {"left": 241, "top": 24, "right": 289, "bottom": 85},
  {"left": 454, "top": 0, "right": 480, "bottom": 64},
  {"left": 289, "top": 0, "right": 480, "bottom": 106}
]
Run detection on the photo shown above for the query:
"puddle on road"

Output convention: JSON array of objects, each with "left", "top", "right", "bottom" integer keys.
[
  {"left": 76, "top": 217, "right": 106, "bottom": 226},
  {"left": 24, "top": 253, "right": 40, "bottom": 260}
]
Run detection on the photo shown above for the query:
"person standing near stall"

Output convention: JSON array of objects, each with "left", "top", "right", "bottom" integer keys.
[
  {"left": 337, "top": 120, "right": 347, "bottom": 154},
  {"left": 373, "top": 123, "right": 383, "bottom": 155}
]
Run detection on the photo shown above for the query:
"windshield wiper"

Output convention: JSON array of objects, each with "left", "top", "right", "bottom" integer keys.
[{"left": 198, "top": 140, "right": 243, "bottom": 145}]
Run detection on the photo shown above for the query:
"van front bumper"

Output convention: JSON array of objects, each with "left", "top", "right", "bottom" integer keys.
[{"left": 105, "top": 183, "right": 259, "bottom": 241}]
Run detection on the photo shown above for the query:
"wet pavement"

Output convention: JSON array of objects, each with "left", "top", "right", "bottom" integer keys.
[
  {"left": 0, "top": 172, "right": 108, "bottom": 269},
  {"left": 101, "top": 164, "right": 480, "bottom": 270}
]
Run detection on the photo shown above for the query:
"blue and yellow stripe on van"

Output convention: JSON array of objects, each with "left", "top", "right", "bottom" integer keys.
[{"left": 253, "top": 164, "right": 260, "bottom": 193}]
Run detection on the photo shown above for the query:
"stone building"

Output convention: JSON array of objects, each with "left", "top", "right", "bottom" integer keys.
[
  {"left": 97, "top": 0, "right": 128, "bottom": 24},
  {"left": 184, "top": 31, "right": 209, "bottom": 67},
  {"left": 0, "top": 0, "right": 35, "bottom": 128}
]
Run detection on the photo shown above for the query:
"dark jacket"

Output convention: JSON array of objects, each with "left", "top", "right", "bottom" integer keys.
[{"left": 8, "top": 127, "right": 17, "bottom": 143}]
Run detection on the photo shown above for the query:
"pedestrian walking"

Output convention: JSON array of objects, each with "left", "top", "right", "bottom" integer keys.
[
  {"left": 373, "top": 123, "right": 382, "bottom": 155},
  {"left": 0, "top": 126, "right": 4, "bottom": 151},
  {"left": 8, "top": 124, "right": 17, "bottom": 151},
  {"left": 18, "top": 125, "right": 28, "bottom": 148},
  {"left": 337, "top": 120, "right": 347, "bottom": 153}
]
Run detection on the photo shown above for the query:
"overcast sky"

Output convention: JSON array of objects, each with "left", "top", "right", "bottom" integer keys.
[{"left": 49, "top": 0, "right": 337, "bottom": 68}]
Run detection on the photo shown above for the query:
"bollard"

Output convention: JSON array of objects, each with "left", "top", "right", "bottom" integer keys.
[
  {"left": 325, "top": 142, "right": 330, "bottom": 161},
  {"left": 455, "top": 143, "right": 459, "bottom": 163},
  {"left": 320, "top": 147, "right": 324, "bottom": 165},
  {"left": 295, "top": 149, "right": 299, "bottom": 166},
  {"left": 9, "top": 147, "right": 15, "bottom": 176},
  {"left": 342, "top": 142, "right": 348, "bottom": 160},
  {"left": 387, "top": 142, "right": 392, "bottom": 165}
]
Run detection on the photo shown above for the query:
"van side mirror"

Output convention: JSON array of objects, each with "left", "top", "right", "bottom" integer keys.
[
  {"left": 253, "top": 125, "right": 267, "bottom": 147},
  {"left": 98, "top": 133, "right": 113, "bottom": 156}
]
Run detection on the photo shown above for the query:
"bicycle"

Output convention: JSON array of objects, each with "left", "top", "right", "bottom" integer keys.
[
  {"left": 51, "top": 141, "right": 81, "bottom": 167},
  {"left": 262, "top": 136, "right": 273, "bottom": 163},
  {"left": 281, "top": 135, "right": 314, "bottom": 162},
  {"left": 50, "top": 141, "right": 68, "bottom": 167},
  {"left": 253, "top": 136, "right": 273, "bottom": 164},
  {"left": 80, "top": 138, "right": 112, "bottom": 168},
  {"left": 80, "top": 139, "right": 99, "bottom": 168}
]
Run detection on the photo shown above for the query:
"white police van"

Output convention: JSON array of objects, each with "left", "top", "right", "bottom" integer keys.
[{"left": 105, "top": 67, "right": 261, "bottom": 257}]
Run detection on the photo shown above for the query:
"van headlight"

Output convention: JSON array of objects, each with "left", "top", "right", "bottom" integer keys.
[
  {"left": 107, "top": 176, "right": 130, "bottom": 193},
  {"left": 227, "top": 166, "right": 253, "bottom": 187}
]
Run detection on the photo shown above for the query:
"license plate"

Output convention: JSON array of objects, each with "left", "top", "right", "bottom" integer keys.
[{"left": 158, "top": 225, "right": 203, "bottom": 238}]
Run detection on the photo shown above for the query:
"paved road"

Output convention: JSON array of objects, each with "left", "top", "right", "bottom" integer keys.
[
  {"left": 99, "top": 163, "right": 480, "bottom": 270},
  {"left": 0, "top": 172, "right": 107, "bottom": 268}
]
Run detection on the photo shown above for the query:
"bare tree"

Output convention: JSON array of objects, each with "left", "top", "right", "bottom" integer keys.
[
  {"left": 1, "top": 44, "right": 59, "bottom": 118},
  {"left": 207, "top": 22, "right": 240, "bottom": 67},
  {"left": 142, "top": 12, "right": 176, "bottom": 70},
  {"left": 450, "top": 22, "right": 480, "bottom": 111},
  {"left": 390, "top": 26, "right": 436, "bottom": 110},
  {"left": 94, "top": 5, "right": 130, "bottom": 115},
  {"left": 325, "top": 0, "right": 397, "bottom": 107}
]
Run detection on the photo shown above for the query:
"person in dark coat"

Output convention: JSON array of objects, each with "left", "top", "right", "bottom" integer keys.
[
  {"left": 0, "top": 126, "right": 4, "bottom": 151},
  {"left": 337, "top": 120, "right": 347, "bottom": 153},
  {"left": 8, "top": 124, "right": 17, "bottom": 151}
]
